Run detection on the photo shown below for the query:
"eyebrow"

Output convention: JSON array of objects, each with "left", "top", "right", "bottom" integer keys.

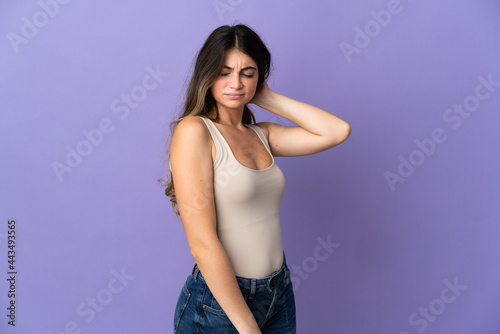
[{"left": 222, "top": 65, "right": 257, "bottom": 71}]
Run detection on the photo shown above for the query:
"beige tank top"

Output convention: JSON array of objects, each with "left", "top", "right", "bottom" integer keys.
[{"left": 171, "top": 116, "right": 286, "bottom": 278}]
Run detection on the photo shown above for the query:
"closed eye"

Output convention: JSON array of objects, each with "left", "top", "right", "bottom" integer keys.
[{"left": 220, "top": 73, "right": 254, "bottom": 78}]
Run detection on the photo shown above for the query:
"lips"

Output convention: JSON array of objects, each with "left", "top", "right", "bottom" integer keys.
[{"left": 225, "top": 93, "right": 244, "bottom": 99}]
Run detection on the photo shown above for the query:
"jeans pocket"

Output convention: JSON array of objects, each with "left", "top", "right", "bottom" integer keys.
[
  {"left": 173, "top": 281, "right": 191, "bottom": 332},
  {"left": 202, "top": 290, "right": 228, "bottom": 316},
  {"left": 202, "top": 285, "right": 249, "bottom": 317}
]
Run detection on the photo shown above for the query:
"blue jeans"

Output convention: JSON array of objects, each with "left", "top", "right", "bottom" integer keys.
[{"left": 173, "top": 251, "right": 296, "bottom": 333}]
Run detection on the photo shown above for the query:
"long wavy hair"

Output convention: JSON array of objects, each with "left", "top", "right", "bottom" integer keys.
[{"left": 158, "top": 24, "right": 272, "bottom": 218}]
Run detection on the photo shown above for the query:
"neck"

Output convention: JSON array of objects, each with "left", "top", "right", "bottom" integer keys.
[{"left": 210, "top": 106, "right": 246, "bottom": 128}]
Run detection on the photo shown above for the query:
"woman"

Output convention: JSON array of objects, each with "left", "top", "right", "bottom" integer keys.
[{"left": 162, "top": 24, "right": 351, "bottom": 333}]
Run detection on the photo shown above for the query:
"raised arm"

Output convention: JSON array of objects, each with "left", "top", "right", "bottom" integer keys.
[
  {"left": 170, "top": 116, "right": 261, "bottom": 334},
  {"left": 251, "top": 82, "right": 351, "bottom": 157}
]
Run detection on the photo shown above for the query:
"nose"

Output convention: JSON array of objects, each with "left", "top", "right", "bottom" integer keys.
[{"left": 229, "top": 72, "right": 243, "bottom": 89}]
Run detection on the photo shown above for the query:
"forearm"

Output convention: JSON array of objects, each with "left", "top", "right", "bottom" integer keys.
[
  {"left": 192, "top": 242, "right": 261, "bottom": 334},
  {"left": 256, "top": 90, "right": 351, "bottom": 138}
]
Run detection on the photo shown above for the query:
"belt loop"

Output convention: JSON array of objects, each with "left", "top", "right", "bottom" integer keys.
[
  {"left": 192, "top": 263, "right": 199, "bottom": 281},
  {"left": 249, "top": 279, "right": 256, "bottom": 299}
]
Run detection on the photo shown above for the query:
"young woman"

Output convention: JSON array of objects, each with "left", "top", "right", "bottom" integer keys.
[{"left": 162, "top": 24, "right": 351, "bottom": 334}]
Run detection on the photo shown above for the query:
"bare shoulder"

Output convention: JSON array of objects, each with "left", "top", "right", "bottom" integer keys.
[
  {"left": 172, "top": 115, "right": 210, "bottom": 142},
  {"left": 253, "top": 121, "right": 272, "bottom": 140},
  {"left": 253, "top": 121, "right": 291, "bottom": 140},
  {"left": 176, "top": 115, "right": 207, "bottom": 132},
  {"left": 171, "top": 115, "right": 212, "bottom": 156}
]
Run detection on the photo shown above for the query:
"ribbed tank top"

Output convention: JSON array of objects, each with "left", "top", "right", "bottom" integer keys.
[{"left": 171, "top": 116, "right": 286, "bottom": 279}]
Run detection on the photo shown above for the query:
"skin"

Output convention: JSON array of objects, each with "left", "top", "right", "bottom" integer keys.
[
  {"left": 209, "top": 48, "right": 351, "bottom": 160},
  {"left": 209, "top": 48, "right": 259, "bottom": 126},
  {"left": 170, "top": 48, "right": 351, "bottom": 334},
  {"left": 208, "top": 49, "right": 272, "bottom": 170}
]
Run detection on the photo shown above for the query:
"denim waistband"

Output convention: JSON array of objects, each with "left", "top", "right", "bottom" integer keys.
[{"left": 191, "top": 251, "right": 288, "bottom": 294}]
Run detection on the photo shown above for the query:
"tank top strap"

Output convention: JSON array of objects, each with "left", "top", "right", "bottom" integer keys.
[
  {"left": 168, "top": 117, "right": 271, "bottom": 173},
  {"left": 196, "top": 116, "right": 223, "bottom": 145},
  {"left": 196, "top": 116, "right": 227, "bottom": 169},
  {"left": 245, "top": 124, "right": 272, "bottom": 155}
]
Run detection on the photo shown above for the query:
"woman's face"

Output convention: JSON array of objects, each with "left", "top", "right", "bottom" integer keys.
[{"left": 210, "top": 49, "right": 259, "bottom": 113}]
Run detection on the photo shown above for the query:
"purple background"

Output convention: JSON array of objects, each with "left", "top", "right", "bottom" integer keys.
[{"left": 1, "top": 0, "right": 500, "bottom": 333}]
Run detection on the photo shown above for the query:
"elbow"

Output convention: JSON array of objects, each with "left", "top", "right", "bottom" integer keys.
[
  {"left": 189, "top": 237, "right": 221, "bottom": 261},
  {"left": 329, "top": 122, "right": 351, "bottom": 147},
  {"left": 342, "top": 122, "right": 352, "bottom": 142},
  {"left": 190, "top": 244, "right": 207, "bottom": 261},
  {"left": 190, "top": 247, "right": 206, "bottom": 264}
]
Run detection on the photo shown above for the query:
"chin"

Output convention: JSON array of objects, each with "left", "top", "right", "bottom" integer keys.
[{"left": 223, "top": 101, "right": 247, "bottom": 108}]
